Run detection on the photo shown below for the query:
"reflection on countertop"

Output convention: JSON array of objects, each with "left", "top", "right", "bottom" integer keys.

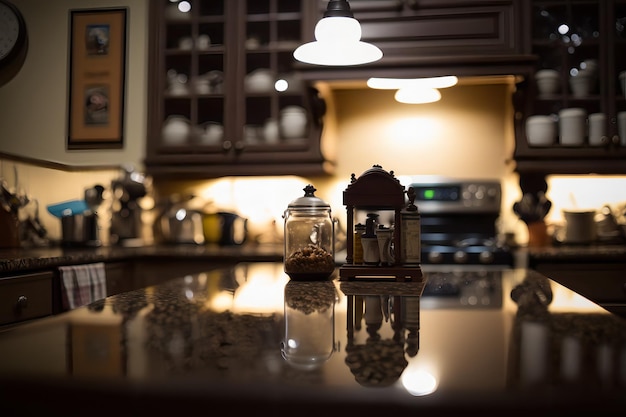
[{"left": 0, "top": 263, "right": 625, "bottom": 416}]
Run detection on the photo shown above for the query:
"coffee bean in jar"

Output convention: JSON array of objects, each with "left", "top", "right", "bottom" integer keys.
[{"left": 284, "top": 244, "right": 335, "bottom": 280}]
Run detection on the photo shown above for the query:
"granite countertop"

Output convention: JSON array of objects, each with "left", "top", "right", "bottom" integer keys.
[
  {"left": 1, "top": 263, "right": 625, "bottom": 416},
  {"left": 0, "top": 243, "right": 284, "bottom": 275}
]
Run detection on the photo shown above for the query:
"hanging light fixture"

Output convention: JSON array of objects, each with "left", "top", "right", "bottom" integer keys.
[
  {"left": 367, "top": 76, "right": 458, "bottom": 104},
  {"left": 293, "top": 0, "right": 383, "bottom": 66},
  {"left": 394, "top": 87, "right": 441, "bottom": 104}
]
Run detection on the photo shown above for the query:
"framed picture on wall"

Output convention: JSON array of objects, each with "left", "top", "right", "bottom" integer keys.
[{"left": 67, "top": 8, "right": 127, "bottom": 150}]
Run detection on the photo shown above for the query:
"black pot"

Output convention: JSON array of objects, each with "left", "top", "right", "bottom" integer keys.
[{"left": 61, "top": 213, "right": 100, "bottom": 247}]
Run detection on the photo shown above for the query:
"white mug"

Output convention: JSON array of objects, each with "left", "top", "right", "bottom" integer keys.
[
  {"left": 587, "top": 113, "right": 606, "bottom": 146},
  {"left": 559, "top": 108, "right": 586, "bottom": 146}
]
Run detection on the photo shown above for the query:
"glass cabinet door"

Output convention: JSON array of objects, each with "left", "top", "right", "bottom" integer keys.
[
  {"left": 146, "top": 0, "right": 331, "bottom": 178},
  {"left": 531, "top": 1, "right": 604, "bottom": 122},
  {"left": 159, "top": 0, "right": 227, "bottom": 149},
  {"left": 611, "top": 0, "right": 626, "bottom": 145},
  {"left": 242, "top": 0, "right": 310, "bottom": 150}
]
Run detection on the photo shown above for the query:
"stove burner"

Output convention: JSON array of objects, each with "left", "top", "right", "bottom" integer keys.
[{"left": 422, "top": 241, "right": 513, "bottom": 266}]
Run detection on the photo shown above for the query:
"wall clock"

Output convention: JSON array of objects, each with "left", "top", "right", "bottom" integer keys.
[{"left": 0, "top": 0, "right": 28, "bottom": 86}]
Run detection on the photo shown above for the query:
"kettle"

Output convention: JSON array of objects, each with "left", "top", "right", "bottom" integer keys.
[
  {"left": 154, "top": 205, "right": 205, "bottom": 245},
  {"left": 203, "top": 212, "right": 248, "bottom": 246}
]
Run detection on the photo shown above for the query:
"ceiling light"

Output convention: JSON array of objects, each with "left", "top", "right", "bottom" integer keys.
[
  {"left": 367, "top": 76, "right": 458, "bottom": 90},
  {"left": 293, "top": 0, "right": 382, "bottom": 66},
  {"left": 394, "top": 87, "right": 442, "bottom": 104}
]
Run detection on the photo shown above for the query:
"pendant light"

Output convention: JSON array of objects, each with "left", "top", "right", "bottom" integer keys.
[
  {"left": 367, "top": 76, "right": 458, "bottom": 104},
  {"left": 293, "top": 0, "right": 383, "bottom": 66}
]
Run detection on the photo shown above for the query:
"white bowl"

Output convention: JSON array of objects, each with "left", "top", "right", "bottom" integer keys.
[
  {"left": 526, "top": 115, "right": 556, "bottom": 146},
  {"left": 535, "top": 69, "right": 560, "bottom": 95}
]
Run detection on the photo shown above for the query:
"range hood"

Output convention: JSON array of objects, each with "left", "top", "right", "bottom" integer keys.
[{"left": 295, "top": 54, "right": 537, "bottom": 83}]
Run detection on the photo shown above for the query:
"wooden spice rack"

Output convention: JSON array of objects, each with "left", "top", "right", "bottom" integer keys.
[{"left": 339, "top": 165, "right": 423, "bottom": 282}]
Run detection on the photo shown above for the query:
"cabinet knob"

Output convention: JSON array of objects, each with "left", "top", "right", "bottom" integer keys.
[
  {"left": 234, "top": 141, "right": 245, "bottom": 151},
  {"left": 612, "top": 135, "right": 620, "bottom": 146},
  {"left": 15, "top": 295, "right": 28, "bottom": 312},
  {"left": 222, "top": 140, "right": 232, "bottom": 151}
]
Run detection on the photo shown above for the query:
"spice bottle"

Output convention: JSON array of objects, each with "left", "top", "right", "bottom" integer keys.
[
  {"left": 401, "top": 187, "right": 421, "bottom": 265},
  {"left": 361, "top": 213, "right": 380, "bottom": 265},
  {"left": 283, "top": 185, "right": 335, "bottom": 280},
  {"left": 353, "top": 223, "right": 365, "bottom": 264}
]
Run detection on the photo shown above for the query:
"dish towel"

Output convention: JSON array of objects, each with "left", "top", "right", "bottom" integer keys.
[{"left": 59, "top": 262, "right": 107, "bottom": 310}]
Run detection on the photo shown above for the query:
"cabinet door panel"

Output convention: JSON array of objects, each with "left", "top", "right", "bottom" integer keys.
[
  {"left": 360, "top": 6, "right": 517, "bottom": 55},
  {"left": 105, "top": 262, "right": 135, "bottom": 296}
]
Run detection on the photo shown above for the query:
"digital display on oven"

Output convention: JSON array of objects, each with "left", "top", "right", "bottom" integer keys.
[{"left": 413, "top": 185, "right": 461, "bottom": 201}]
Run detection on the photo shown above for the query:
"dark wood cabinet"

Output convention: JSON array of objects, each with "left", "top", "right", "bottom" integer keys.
[
  {"left": 514, "top": 0, "right": 626, "bottom": 175},
  {"left": 351, "top": 0, "right": 526, "bottom": 58},
  {"left": 144, "top": 0, "right": 332, "bottom": 179},
  {"left": 0, "top": 271, "right": 53, "bottom": 326},
  {"left": 105, "top": 262, "right": 135, "bottom": 296},
  {"left": 297, "top": 0, "right": 533, "bottom": 82}
]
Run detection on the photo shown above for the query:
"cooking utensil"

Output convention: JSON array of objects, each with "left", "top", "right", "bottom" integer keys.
[
  {"left": 513, "top": 192, "right": 551, "bottom": 224},
  {"left": 84, "top": 185, "right": 105, "bottom": 209},
  {"left": 61, "top": 213, "right": 100, "bottom": 247},
  {"left": 47, "top": 200, "right": 89, "bottom": 218},
  {"left": 203, "top": 212, "right": 248, "bottom": 246}
]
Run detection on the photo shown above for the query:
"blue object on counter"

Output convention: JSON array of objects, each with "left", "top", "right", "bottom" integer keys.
[{"left": 46, "top": 200, "right": 89, "bottom": 218}]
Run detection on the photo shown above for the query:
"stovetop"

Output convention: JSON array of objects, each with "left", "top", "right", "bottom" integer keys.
[{"left": 409, "top": 177, "right": 513, "bottom": 267}]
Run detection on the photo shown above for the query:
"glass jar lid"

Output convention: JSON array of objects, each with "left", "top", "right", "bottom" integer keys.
[{"left": 287, "top": 184, "right": 330, "bottom": 209}]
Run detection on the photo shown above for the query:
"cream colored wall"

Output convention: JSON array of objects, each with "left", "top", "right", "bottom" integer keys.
[
  {"left": 0, "top": 0, "right": 147, "bottom": 168},
  {"left": 162, "top": 79, "right": 524, "bottom": 244}
]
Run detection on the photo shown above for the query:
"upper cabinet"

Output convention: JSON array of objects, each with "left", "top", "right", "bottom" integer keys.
[
  {"left": 145, "top": 0, "right": 332, "bottom": 179},
  {"left": 298, "top": 0, "right": 534, "bottom": 81},
  {"left": 514, "top": 0, "right": 626, "bottom": 175}
]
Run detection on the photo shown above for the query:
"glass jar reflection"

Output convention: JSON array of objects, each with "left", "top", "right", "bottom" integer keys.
[{"left": 281, "top": 281, "right": 337, "bottom": 369}]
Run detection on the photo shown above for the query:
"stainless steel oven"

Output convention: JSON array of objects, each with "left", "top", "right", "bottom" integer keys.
[
  {"left": 409, "top": 176, "right": 513, "bottom": 267},
  {"left": 408, "top": 177, "right": 512, "bottom": 309}
]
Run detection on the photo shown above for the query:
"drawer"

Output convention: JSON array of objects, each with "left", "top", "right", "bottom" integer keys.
[{"left": 0, "top": 272, "right": 54, "bottom": 326}]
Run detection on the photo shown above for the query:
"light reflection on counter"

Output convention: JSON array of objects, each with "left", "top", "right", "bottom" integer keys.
[{"left": 0, "top": 264, "right": 624, "bottom": 406}]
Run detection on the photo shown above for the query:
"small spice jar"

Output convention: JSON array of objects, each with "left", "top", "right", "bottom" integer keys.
[
  {"left": 400, "top": 187, "right": 421, "bottom": 265},
  {"left": 283, "top": 185, "right": 335, "bottom": 280}
]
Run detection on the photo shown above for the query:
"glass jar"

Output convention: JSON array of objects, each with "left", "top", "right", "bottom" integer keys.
[{"left": 283, "top": 184, "right": 335, "bottom": 280}]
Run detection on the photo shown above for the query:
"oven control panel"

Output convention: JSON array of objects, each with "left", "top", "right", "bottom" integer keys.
[{"left": 409, "top": 178, "right": 501, "bottom": 214}]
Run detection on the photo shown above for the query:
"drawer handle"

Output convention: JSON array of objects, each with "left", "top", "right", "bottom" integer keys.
[{"left": 15, "top": 295, "right": 28, "bottom": 312}]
